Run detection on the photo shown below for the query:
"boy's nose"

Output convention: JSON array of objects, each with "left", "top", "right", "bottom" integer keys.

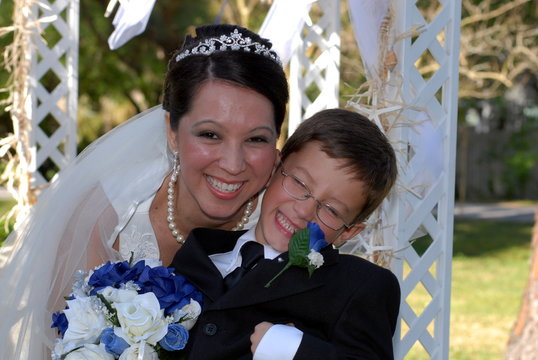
[{"left": 292, "top": 197, "right": 318, "bottom": 223}]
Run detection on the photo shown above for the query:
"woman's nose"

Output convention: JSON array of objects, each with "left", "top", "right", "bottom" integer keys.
[{"left": 219, "top": 143, "right": 247, "bottom": 175}]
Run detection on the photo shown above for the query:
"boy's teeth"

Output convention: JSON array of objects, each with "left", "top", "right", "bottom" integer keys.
[
  {"left": 207, "top": 176, "right": 242, "bottom": 193},
  {"left": 277, "top": 212, "right": 297, "bottom": 233}
]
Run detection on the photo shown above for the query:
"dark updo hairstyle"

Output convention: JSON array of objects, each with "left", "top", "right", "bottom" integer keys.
[
  {"left": 162, "top": 24, "right": 289, "bottom": 135},
  {"left": 281, "top": 109, "right": 397, "bottom": 223}
]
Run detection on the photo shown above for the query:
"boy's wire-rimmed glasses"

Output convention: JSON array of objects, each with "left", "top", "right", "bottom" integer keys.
[{"left": 280, "top": 167, "right": 353, "bottom": 231}]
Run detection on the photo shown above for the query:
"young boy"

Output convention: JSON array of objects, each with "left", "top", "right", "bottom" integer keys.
[{"left": 171, "top": 109, "right": 400, "bottom": 360}]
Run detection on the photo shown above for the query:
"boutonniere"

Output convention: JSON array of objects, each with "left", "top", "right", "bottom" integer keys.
[{"left": 265, "top": 222, "right": 329, "bottom": 288}]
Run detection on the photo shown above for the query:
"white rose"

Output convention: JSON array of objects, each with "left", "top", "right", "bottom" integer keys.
[
  {"left": 173, "top": 299, "right": 202, "bottom": 330},
  {"left": 64, "top": 344, "right": 114, "bottom": 360},
  {"left": 51, "top": 338, "right": 79, "bottom": 359},
  {"left": 118, "top": 342, "right": 158, "bottom": 360},
  {"left": 100, "top": 287, "right": 138, "bottom": 303},
  {"left": 307, "top": 250, "right": 324, "bottom": 268},
  {"left": 114, "top": 292, "right": 168, "bottom": 345},
  {"left": 63, "top": 297, "right": 108, "bottom": 346}
]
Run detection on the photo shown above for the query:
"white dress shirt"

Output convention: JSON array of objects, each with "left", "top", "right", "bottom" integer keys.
[{"left": 209, "top": 228, "right": 303, "bottom": 360}]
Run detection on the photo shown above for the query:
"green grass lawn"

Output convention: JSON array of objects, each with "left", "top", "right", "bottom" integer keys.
[
  {"left": 0, "top": 199, "right": 533, "bottom": 359},
  {"left": 449, "top": 219, "right": 532, "bottom": 360}
]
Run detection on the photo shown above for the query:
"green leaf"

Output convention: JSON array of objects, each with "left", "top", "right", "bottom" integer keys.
[
  {"left": 96, "top": 293, "right": 119, "bottom": 327},
  {"left": 265, "top": 227, "right": 312, "bottom": 287},
  {"left": 287, "top": 227, "right": 311, "bottom": 267}
]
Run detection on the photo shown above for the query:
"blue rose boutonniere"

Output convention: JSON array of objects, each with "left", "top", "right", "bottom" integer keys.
[{"left": 265, "top": 222, "right": 329, "bottom": 288}]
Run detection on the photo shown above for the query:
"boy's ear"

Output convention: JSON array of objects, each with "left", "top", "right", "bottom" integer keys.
[
  {"left": 333, "top": 223, "right": 365, "bottom": 247},
  {"left": 165, "top": 112, "right": 179, "bottom": 152}
]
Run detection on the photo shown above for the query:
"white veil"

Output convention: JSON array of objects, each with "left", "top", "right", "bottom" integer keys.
[{"left": 0, "top": 105, "right": 172, "bottom": 359}]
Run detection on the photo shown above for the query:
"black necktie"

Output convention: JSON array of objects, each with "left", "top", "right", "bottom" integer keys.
[{"left": 223, "top": 241, "right": 264, "bottom": 291}]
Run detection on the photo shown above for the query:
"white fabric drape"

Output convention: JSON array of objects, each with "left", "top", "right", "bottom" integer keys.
[
  {"left": 0, "top": 106, "right": 171, "bottom": 359},
  {"left": 258, "top": 0, "right": 315, "bottom": 66},
  {"left": 107, "top": 0, "right": 157, "bottom": 50},
  {"left": 347, "top": 0, "right": 392, "bottom": 80}
]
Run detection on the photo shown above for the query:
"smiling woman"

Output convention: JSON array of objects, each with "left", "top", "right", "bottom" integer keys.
[{"left": 0, "top": 24, "right": 289, "bottom": 360}]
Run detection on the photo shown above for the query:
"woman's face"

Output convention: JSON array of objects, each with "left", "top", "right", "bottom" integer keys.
[{"left": 167, "top": 80, "right": 280, "bottom": 223}]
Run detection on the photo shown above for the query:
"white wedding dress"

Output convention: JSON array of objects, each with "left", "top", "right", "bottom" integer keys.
[
  {"left": 0, "top": 105, "right": 261, "bottom": 360},
  {"left": 117, "top": 194, "right": 261, "bottom": 264}
]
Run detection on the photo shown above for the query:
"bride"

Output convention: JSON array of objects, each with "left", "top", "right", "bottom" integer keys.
[{"left": 0, "top": 24, "right": 288, "bottom": 360}]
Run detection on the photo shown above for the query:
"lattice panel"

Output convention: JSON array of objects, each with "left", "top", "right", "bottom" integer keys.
[
  {"left": 287, "top": 0, "right": 340, "bottom": 137},
  {"left": 391, "top": 1, "right": 461, "bottom": 359},
  {"left": 30, "top": 0, "right": 78, "bottom": 186}
]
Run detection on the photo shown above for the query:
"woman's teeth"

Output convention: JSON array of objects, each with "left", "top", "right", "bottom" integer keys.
[{"left": 207, "top": 176, "right": 242, "bottom": 193}]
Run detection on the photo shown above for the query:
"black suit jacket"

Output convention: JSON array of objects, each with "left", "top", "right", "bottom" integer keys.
[{"left": 170, "top": 228, "right": 400, "bottom": 360}]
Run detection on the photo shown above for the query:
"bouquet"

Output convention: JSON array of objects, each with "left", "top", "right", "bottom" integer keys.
[{"left": 51, "top": 258, "right": 203, "bottom": 360}]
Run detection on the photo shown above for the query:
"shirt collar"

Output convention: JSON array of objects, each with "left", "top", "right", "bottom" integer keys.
[{"left": 226, "top": 228, "right": 281, "bottom": 273}]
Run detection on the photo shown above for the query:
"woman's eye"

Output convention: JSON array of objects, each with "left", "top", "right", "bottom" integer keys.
[
  {"left": 247, "top": 136, "right": 269, "bottom": 143},
  {"left": 198, "top": 131, "right": 219, "bottom": 139}
]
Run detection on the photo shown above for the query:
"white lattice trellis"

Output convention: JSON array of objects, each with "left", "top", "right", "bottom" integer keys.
[
  {"left": 30, "top": 0, "right": 78, "bottom": 187},
  {"left": 287, "top": 0, "right": 341, "bottom": 136},
  {"left": 288, "top": 1, "right": 461, "bottom": 359},
  {"left": 389, "top": 1, "right": 460, "bottom": 359}
]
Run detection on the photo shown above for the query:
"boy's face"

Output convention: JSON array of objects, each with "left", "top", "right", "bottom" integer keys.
[{"left": 255, "top": 141, "right": 366, "bottom": 252}]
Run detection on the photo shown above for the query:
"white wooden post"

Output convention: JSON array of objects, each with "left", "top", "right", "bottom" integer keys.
[
  {"left": 390, "top": 1, "right": 461, "bottom": 359},
  {"left": 287, "top": 0, "right": 341, "bottom": 137},
  {"left": 30, "top": 0, "right": 79, "bottom": 187}
]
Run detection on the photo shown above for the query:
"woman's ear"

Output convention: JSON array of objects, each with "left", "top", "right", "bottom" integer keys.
[
  {"left": 333, "top": 223, "right": 365, "bottom": 247},
  {"left": 165, "top": 112, "right": 179, "bottom": 152}
]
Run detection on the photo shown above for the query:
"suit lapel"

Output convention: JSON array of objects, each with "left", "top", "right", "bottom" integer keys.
[
  {"left": 212, "top": 246, "right": 339, "bottom": 309},
  {"left": 170, "top": 228, "right": 246, "bottom": 302}
]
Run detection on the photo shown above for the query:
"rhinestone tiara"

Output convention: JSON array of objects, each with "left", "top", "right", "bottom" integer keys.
[{"left": 175, "top": 29, "right": 282, "bottom": 66}]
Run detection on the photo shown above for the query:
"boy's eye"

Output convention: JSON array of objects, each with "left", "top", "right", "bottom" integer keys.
[
  {"left": 292, "top": 177, "right": 305, "bottom": 187},
  {"left": 325, "top": 206, "right": 341, "bottom": 218}
]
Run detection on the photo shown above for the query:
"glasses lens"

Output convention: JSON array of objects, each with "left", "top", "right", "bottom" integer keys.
[
  {"left": 317, "top": 205, "right": 346, "bottom": 231},
  {"left": 281, "top": 169, "right": 348, "bottom": 231},
  {"left": 282, "top": 173, "right": 309, "bottom": 200}
]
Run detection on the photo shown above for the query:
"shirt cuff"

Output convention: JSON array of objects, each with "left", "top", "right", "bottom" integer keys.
[{"left": 253, "top": 324, "right": 303, "bottom": 360}]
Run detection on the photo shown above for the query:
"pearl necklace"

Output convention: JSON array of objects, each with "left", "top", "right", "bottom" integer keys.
[{"left": 166, "top": 159, "right": 254, "bottom": 244}]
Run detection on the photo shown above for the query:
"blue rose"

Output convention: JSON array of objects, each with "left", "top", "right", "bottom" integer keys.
[
  {"left": 100, "top": 327, "right": 129, "bottom": 356},
  {"left": 88, "top": 260, "right": 146, "bottom": 294},
  {"left": 161, "top": 275, "right": 203, "bottom": 314},
  {"left": 159, "top": 324, "right": 189, "bottom": 351},
  {"left": 137, "top": 266, "right": 203, "bottom": 315},
  {"left": 51, "top": 312, "right": 68, "bottom": 336},
  {"left": 307, "top": 222, "right": 329, "bottom": 251}
]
